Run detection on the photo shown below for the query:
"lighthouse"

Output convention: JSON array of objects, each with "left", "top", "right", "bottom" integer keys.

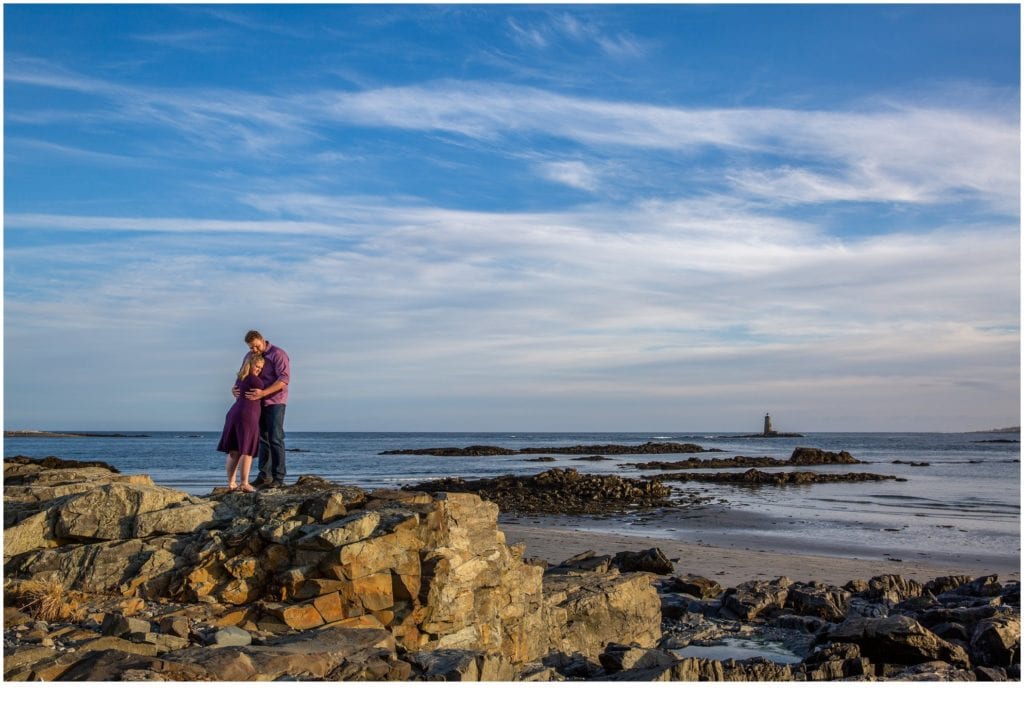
[{"left": 763, "top": 413, "right": 774, "bottom": 436}]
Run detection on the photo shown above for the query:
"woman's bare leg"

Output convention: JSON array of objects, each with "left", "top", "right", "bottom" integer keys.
[
  {"left": 239, "top": 455, "right": 255, "bottom": 492},
  {"left": 226, "top": 451, "right": 241, "bottom": 489}
]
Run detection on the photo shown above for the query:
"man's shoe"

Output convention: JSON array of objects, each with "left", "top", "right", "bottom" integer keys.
[
  {"left": 251, "top": 476, "right": 273, "bottom": 488},
  {"left": 268, "top": 480, "right": 285, "bottom": 489}
]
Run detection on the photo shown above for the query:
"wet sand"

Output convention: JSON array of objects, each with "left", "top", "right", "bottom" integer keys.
[{"left": 499, "top": 507, "right": 1020, "bottom": 588}]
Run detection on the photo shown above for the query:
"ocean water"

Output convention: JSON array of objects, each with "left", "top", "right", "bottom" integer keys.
[{"left": 4, "top": 431, "right": 1020, "bottom": 566}]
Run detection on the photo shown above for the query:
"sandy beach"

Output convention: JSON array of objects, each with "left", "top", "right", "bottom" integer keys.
[{"left": 499, "top": 511, "right": 1021, "bottom": 588}]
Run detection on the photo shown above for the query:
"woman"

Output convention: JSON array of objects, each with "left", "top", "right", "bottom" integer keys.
[{"left": 217, "top": 352, "right": 266, "bottom": 491}]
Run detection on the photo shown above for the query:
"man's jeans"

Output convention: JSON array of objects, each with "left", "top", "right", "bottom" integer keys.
[{"left": 258, "top": 404, "right": 287, "bottom": 482}]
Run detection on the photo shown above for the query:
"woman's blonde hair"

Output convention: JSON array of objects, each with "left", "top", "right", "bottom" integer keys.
[{"left": 238, "top": 352, "right": 265, "bottom": 380}]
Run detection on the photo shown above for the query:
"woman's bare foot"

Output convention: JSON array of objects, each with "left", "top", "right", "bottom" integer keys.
[
  {"left": 228, "top": 483, "right": 239, "bottom": 491},
  {"left": 240, "top": 484, "right": 255, "bottom": 493}
]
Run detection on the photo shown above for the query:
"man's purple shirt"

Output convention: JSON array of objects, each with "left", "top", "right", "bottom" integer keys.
[{"left": 257, "top": 342, "right": 290, "bottom": 406}]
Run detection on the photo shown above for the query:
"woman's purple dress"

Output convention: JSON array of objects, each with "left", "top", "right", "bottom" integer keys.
[{"left": 216, "top": 374, "right": 265, "bottom": 456}]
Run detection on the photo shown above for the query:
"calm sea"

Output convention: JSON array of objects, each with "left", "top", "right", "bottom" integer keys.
[{"left": 4, "top": 431, "right": 1020, "bottom": 565}]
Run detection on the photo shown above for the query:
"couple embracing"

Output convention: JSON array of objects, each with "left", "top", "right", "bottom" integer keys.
[{"left": 216, "top": 330, "right": 291, "bottom": 492}]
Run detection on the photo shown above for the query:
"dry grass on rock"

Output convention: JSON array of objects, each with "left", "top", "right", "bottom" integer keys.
[{"left": 6, "top": 578, "right": 89, "bottom": 623}]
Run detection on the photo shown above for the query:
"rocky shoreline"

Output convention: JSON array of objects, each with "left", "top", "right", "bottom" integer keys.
[
  {"left": 380, "top": 441, "right": 722, "bottom": 456},
  {"left": 625, "top": 446, "right": 866, "bottom": 470},
  {"left": 404, "top": 468, "right": 675, "bottom": 515},
  {"left": 4, "top": 455, "right": 1019, "bottom": 682}
]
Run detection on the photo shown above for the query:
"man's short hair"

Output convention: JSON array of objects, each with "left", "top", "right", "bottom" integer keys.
[{"left": 244, "top": 330, "right": 264, "bottom": 343}]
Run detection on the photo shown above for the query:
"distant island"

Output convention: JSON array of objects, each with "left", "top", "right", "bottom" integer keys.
[{"left": 3, "top": 430, "right": 149, "bottom": 438}]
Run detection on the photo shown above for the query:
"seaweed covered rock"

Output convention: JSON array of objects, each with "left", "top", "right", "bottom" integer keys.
[{"left": 405, "top": 468, "right": 673, "bottom": 515}]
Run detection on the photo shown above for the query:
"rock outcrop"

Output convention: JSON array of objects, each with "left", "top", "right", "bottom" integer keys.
[
  {"left": 3, "top": 456, "right": 661, "bottom": 681},
  {"left": 630, "top": 447, "right": 868, "bottom": 471},
  {"left": 656, "top": 468, "right": 904, "bottom": 486}
]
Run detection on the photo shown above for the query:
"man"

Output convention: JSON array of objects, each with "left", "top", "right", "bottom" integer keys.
[{"left": 236, "top": 330, "right": 291, "bottom": 489}]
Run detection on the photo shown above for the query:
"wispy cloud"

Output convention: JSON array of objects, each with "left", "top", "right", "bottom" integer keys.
[
  {"left": 5, "top": 188, "right": 1018, "bottom": 430},
  {"left": 7, "top": 60, "right": 1017, "bottom": 210},
  {"left": 506, "top": 12, "right": 647, "bottom": 59},
  {"left": 130, "top": 28, "right": 231, "bottom": 51},
  {"left": 537, "top": 160, "right": 601, "bottom": 191},
  {"left": 5, "top": 138, "right": 151, "bottom": 167}
]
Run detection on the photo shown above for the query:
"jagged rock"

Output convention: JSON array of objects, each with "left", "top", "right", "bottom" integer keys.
[
  {"left": 127, "top": 631, "right": 192, "bottom": 652},
  {"left": 408, "top": 649, "right": 518, "bottom": 681},
  {"left": 975, "top": 665, "right": 1009, "bottom": 681},
  {"left": 659, "top": 592, "right": 699, "bottom": 619},
  {"left": 10, "top": 537, "right": 181, "bottom": 594},
  {"left": 924, "top": 575, "right": 974, "bottom": 596},
  {"left": 970, "top": 616, "right": 1020, "bottom": 667},
  {"left": 722, "top": 577, "right": 791, "bottom": 621},
  {"left": 545, "top": 550, "right": 613, "bottom": 574},
  {"left": 4, "top": 510, "right": 61, "bottom": 557},
  {"left": 773, "top": 614, "right": 829, "bottom": 634},
  {"left": 543, "top": 570, "right": 661, "bottom": 659},
  {"left": 54, "top": 483, "right": 193, "bottom": 541},
  {"left": 823, "top": 614, "right": 971, "bottom": 667},
  {"left": 598, "top": 642, "right": 677, "bottom": 672},
  {"left": 293, "top": 511, "right": 381, "bottom": 550},
  {"left": 666, "top": 574, "right": 723, "bottom": 599},
  {"left": 608, "top": 655, "right": 799, "bottom": 681},
  {"left": 132, "top": 502, "right": 223, "bottom": 537},
  {"left": 158, "top": 616, "right": 191, "bottom": 638},
  {"left": 885, "top": 660, "right": 976, "bottom": 681},
  {"left": 917, "top": 604, "right": 1010, "bottom": 629},
  {"left": 298, "top": 488, "right": 364, "bottom": 522},
  {"left": 862, "top": 574, "right": 924, "bottom": 605},
  {"left": 413, "top": 492, "right": 547, "bottom": 663},
  {"left": 541, "top": 651, "right": 605, "bottom": 679},
  {"left": 79, "top": 627, "right": 402, "bottom": 681},
  {"left": 787, "top": 582, "right": 850, "bottom": 622},
  {"left": 611, "top": 547, "right": 674, "bottom": 575},
  {"left": 100, "top": 613, "right": 150, "bottom": 638},
  {"left": 801, "top": 641, "right": 872, "bottom": 680},
  {"left": 213, "top": 626, "right": 252, "bottom": 647}
]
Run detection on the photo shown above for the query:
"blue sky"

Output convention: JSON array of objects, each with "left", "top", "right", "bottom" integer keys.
[{"left": 3, "top": 3, "right": 1020, "bottom": 432}]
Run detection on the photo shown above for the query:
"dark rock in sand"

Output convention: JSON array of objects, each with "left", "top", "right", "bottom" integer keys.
[
  {"left": 611, "top": 547, "right": 674, "bottom": 575},
  {"left": 665, "top": 574, "right": 723, "bottom": 600},
  {"left": 546, "top": 550, "right": 613, "bottom": 575}
]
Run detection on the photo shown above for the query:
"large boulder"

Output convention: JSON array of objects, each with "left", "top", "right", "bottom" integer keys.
[
  {"left": 543, "top": 570, "right": 661, "bottom": 659},
  {"left": 823, "top": 614, "right": 971, "bottom": 667},
  {"left": 54, "top": 483, "right": 193, "bottom": 541},
  {"left": 611, "top": 547, "right": 674, "bottom": 575},
  {"left": 787, "top": 582, "right": 850, "bottom": 622},
  {"left": 722, "top": 577, "right": 791, "bottom": 621},
  {"left": 970, "top": 616, "right": 1020, "bottom": 667}
]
